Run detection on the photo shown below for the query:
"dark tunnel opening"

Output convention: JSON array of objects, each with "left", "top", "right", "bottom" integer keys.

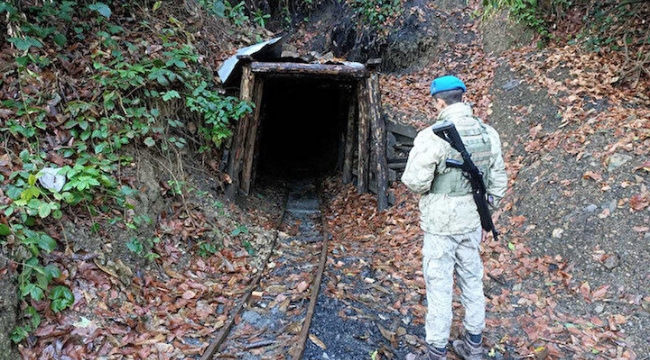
[{"left": 256, "top": 77, "right": 355, "bottom": 179}]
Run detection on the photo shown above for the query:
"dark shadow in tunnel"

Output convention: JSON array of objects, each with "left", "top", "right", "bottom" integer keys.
[{"left": 256, "top": 77, "right": 355, "bottom": 179}]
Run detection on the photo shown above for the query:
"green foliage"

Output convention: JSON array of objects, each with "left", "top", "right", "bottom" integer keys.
[
  {"left": 253, "top": 9, "right": 271, "bottom": 28},
  {"left": 10, "top": 306, "right": 40, "bottom": 343},
  {"left": 198, "top": 0, "right": 250, "bottom": 26},
  {"left": 242, "top": 240, "right": 255, "bottom": 255},
  {"left": 49, "top": 286, "right": 75, "bottom": 312},
  {"left": 1, "top": 1, "right": 111, "bottom": 49},
  {"left": 93, "top": 39, "right": 251, "bottom": 151},
  {"left": 480, "top": 0, "right": 570, "bottom": 39},
  {"left": 349, "top": 0, "right": 403, "bottom": 30},
  {"left": 573, "top": 2, "right": 646, "bottom": 55},
  {"left": 126, "top": 237, "right": 161, "bottom": 261},
  {"left": 187, "top": 81, "right": 253, "bottom": 149},
  {"left": 230, "top": 224, "right": 248, "bottom": 237},
  {"left": 197, "top": 241, "right": 219, "bottom": 257}
]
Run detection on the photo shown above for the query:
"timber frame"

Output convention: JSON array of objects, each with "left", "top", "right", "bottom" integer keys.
[{"left": 225, "top": 57, "right": 389, "bottom": 210}]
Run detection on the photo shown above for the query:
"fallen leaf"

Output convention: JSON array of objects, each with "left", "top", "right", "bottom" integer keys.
[
  {"left": 182, "top": 290, "right": 196, "bottom": 299},
  {"left": 583, "top": 171, "right": 602, "bottom": 182},
  {"left": 296, "top": 281, "right": 309, "bottom": 293},
  {"left": 591, "top": 285, "right": 610, "bottom": 300},
  {"left": 309, "top": 333, "right": 327, "bottom": 349}
]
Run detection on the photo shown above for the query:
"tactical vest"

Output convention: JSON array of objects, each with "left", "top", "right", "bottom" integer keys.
[{"left": 430, "top": 117, "right": 492, "bottom": 196}]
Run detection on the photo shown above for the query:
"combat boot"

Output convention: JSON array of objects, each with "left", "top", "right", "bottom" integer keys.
[
  {"left": 406, "top": 345, "right": 447, "bottom": 360},
  {"left": 452, "top": 334, "right": 483, "bottom": 360}
]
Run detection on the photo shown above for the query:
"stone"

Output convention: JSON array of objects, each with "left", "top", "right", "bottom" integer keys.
[
  {"left": 603, "top": 254, "right": 620, "bottom": 270},
  {"left": 583, "top": 204, "right": 598, "bottom": 213},
  {"left": 607, "top": 153, "right": 633, "bottom": 172}
]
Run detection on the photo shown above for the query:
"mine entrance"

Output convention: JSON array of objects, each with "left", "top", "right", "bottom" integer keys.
[
  {"left": 257, "top": 77, "right": 354, "bottom": 177},
  {"left": 225, "top": 60, "right": 389, "bottom": 209}
]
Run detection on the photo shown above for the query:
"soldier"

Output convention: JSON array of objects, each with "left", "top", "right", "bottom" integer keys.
[{"left": 402, "top": 75, "right": 507, "bottom": 360}]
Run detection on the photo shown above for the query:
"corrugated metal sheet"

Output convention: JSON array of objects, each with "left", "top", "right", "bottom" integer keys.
[{"left": 218, "top": 37, "right": 283, "bottom": 86}]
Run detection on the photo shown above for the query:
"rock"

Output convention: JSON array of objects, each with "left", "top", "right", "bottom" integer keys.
[
  {"left": 607, "top": 153, "right": 633, "bottom": 172},
  {"left": 594, "top": 304, "right": 605, "bottom": 314},
  {"left": 502, "top": 79, "right": 521, "bottom": 90},
  {"left": 583, "top": 204, "right": 598, "bottom": 213},
  {"left": 604, "top": 199, "right": 617, "bottom": 214},
  {"left": 552, "top": 228, "right": 564, "bottom": 238},
  {"left": 603, "top": 254, "right": 620, "bottom": 270}
]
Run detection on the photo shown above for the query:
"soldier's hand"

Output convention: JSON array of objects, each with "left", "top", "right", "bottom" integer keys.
[{"left": 481, "top": 230, "right": 489, "bottom": 242}]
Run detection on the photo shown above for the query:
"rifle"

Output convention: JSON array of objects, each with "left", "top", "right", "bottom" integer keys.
[{"left": 432, "top": 121, "right": 499, "bottom": 241}]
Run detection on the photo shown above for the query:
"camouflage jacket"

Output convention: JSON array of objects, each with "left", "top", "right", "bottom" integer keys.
[{"left": 401, "top": 102, "right": 508, "bottom": 235}]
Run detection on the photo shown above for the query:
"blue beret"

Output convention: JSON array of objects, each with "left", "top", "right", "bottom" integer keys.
[{"left": 430, "top": 75, "right": 467, "bottom": 96}]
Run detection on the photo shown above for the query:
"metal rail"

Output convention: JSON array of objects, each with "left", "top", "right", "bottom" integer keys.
[{"left": 200, "top": 177, "right": 330, "bottom": 359}]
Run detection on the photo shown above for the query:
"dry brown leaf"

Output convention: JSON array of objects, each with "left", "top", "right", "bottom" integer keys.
[
  {"left": 309, "top": 333, "right": 327, "bottom": 349},
  {"left": 296, "top": 280, "right": 310, "bottom": 293},
  {"left": 629, "top": 193, "right": 650, "bottom": 211},
  {"left": 591, "top": 285, "right": 609, "bottom": 300},
  {"left": 182, "top": 290, "right": 196, "bottom": 299},
  {"left": 583, "top": 171, "right": 602, "bottom": 182}
]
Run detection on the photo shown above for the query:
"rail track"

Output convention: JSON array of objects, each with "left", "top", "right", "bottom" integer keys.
[{"left": 200, "top": 176, "right": 330, "bottom": 359}]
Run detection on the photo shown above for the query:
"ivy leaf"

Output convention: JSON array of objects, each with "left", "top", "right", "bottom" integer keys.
[
  {"left": 49, "top": 286, "right": 74, "bottom": 312},
  {"left": 43, "top": 264, "right": 62, "bottom": 280},
  {"left": 162, "top": 90, "right": 181, "bottom": 101},
  {"left": 53, "top": 33, "right": 67, "bottom": 47},
  {"left": 126, "top": 238, "right": 143, "bottom": 254},
  {"left": 231, "top": 225, "right": 248, "bottom": 236},
  {"left": 88, "top": 3, "right": 111, "bottom": 18},
  {"left": 213, "top": 1, "right": 226, "bottom": 17},
  {"left": 38, "top": 202, "right": 55, "bottom": 218},
  {"left": 10, "top": 326, "right": 29, "bottom": 344},
  {"left": 22, "top": 283, "right": 44, "bottom": 301},
  {"left": 37, "top": 234, "right": 57, "bottom": 253},
  {"left": 94, "top": 142, "right": 107, "bottom": 154},
  {"left": 0, "top": 224, "right": 11, "bottom": 236},
  {"left": 8, "top": 37, "right": 43, "bottom": 51},
  {"left": 0, "top": 2, "right": 18, "bottom": 14},
  {"left": 144, "top": 137, "right": 156, "bottom": 147},
  {"left": 6, "top": 185, "right": 23, "bottom": 200}
]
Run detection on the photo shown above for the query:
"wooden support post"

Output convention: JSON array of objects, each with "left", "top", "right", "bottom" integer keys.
[
  {"left": 342, "top": 84, "right": 357, "bottom": 184},
  {"left": 366, "top": 59, "right": 388, "bottom": 210},
  {"left": 226, "top": 60, "right": 254, "bottom": 199},
  {"left": 357, "top": 77, "right": 370, "bottom": 194},
  {"left": 241, "top": 77, "right": 265, "bottom": 195}
]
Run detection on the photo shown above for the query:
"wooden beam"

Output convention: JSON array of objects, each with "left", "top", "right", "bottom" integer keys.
[
  {"left": 367, "top": 68, "right": 388, "bottom": 210},
  {"left": 356, "top": 78, "right": 370, "bottom": 193},
  {"left": 250, "top": 61, "right": 368, "bottom": 79},
  {"left": 241, "top": 77, "right": 265, "bottom": 195},
  {"left": 386, "top": 121, "right": 418, "bottom": 138},
  {"left": 342, "top": 84, "right": 357, "bottom": 184},
  {"left": 226, "top": 62, "right": 254, "bottom": 199}
]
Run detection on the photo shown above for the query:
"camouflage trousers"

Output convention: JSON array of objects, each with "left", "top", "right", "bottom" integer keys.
[{"left": 422, "top": 227, "right": 486, "bottom": 348}]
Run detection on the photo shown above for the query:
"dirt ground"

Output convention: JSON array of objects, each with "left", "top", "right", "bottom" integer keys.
[{"left": 489, "top": 55, "right": 650, "bottom": 356}]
